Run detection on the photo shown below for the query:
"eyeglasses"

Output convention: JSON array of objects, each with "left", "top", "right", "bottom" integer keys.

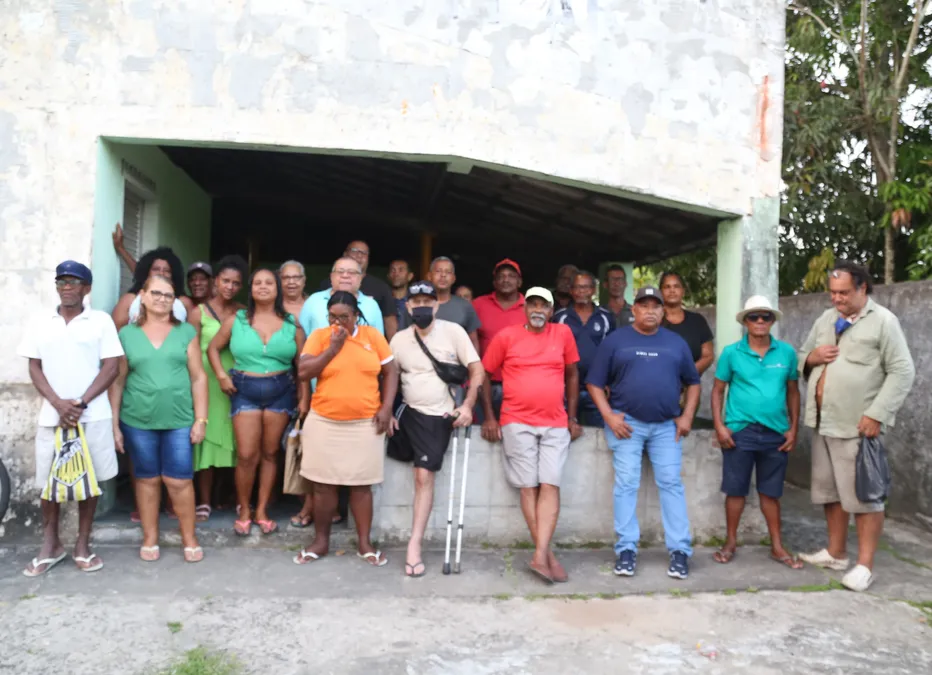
[
  {"left": 280, "top": 275, "right": 305, "bottom": 282},
  {"left": 747, "top": 313, "right": 774, "bottom": 323},
  {"left": 328, "top": 312, "right": 355, "bottom": 323},
  {"left": 149, "top": 290, "right": 175, "bottom": 302},
  {"left": 55, "top": 278, "right": 83, "bottom": 289},
  {"left": 332, "top": 268, "right": 361, "bottom": 276},
  {"left": 346, "top": 247, "right": 369, "bottom": 257}
]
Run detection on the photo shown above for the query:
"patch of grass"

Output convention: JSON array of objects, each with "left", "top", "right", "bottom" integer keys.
[
  {"left": 563, "top": 593, "right": 593, "bottom": 601},
  {"left": 158, "top": 646, "right": 241, "bottom": 675},
  {"left": 491, "top": 593, "right": 512, "bottom": 601},
  {"left": 722, "top": 588, "right": 738, "bottom": 596},
  {"left": 669, "top": 588, "right": 691, "bottom": 599},
  {"left": 19, "top": 594, "right": 37, "bottom": 601},
  {"left": 637, "top": 540, "right": 652, "bottom": 549},
  {"left": 878, "top": 541, "right": 931, "bottom": 570},
  {"left": 555, "top": 541, "right": 609, "bottom": 550},
  {"left": 481, "top": 541, "right": 494, "bottom": 550},
  {"left": 746, "top": 586, "right": 760, "bottom": 593},
  {"left": 907, "top": 600, "right": 932, "bottom": 621},
  {"left": 503, "top": 550, "right": 515, "bottom": 577},
  {"left": 167, "top": 621, "right": 183, "bottom": 635},
  {"left": 511, "top": 540, "right": 534, "bottom": 550},
  {"left": 597, "top": 592, "right": 624, "bottom": 600},
  {"left": 759, "top": 536, "right": 772, "bottom": 547},
  {"left": 285, "top": 544, "right": 302, "bottom": 552},
  {"left": 788, "top": 579, "right": 845, "bottom": 593},
  {"left": 701, "top": 535, "right": 728, "bottom": 548},
  {"left": 524, "top": 593, "right": 549, "bottom": 602}
]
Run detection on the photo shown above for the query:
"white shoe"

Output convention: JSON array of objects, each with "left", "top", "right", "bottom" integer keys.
[
  {"left": 798, "top": 548, "right": 850, "bottom": 571},
  {"left": 841, "top": 564, "right": 874, "bottom": 592}
]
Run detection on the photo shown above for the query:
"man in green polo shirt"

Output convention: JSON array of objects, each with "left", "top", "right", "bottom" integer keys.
[{"left": 711, "top": 296, "right": 802, "bottom": 570}]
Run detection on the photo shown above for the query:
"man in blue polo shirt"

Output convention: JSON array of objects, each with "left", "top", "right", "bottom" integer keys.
[
  {"left": 553, "top": 270, "right": 615, "bottom": 426},
  {"left": 587, "top": 286, "right": 701, "bottom": 580},
  {"left": 711, "top": 296, "right": 802, "bottom": 570},
  {"left": 298, "top": 256, "right": 384, "bottom": 336}
]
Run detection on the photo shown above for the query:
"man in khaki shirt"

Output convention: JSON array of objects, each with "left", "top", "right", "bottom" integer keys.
[{"left": 797, "top": 261, "right": 915, "bottom": 592}]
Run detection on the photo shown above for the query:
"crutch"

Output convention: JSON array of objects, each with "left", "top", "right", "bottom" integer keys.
[
  {"left": 453, "top": 425, "right": 472, "bottom": 574},
  {"left": 442, "top": 425, "right": 460, "bottom": 575}
]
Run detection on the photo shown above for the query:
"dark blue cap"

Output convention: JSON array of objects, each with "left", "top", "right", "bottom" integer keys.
[{"left": 55, "top": 260, "right": 93, "bottom": 285}]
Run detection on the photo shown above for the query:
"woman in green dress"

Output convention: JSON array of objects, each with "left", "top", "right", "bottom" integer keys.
[{"left": 188, "top": 255, "right": 248, "bottom": 521}]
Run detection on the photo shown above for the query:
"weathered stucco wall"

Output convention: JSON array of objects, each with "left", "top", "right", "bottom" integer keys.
[
  {"left": 0, "top": 0, "right": 786, "bottom": 533},
  {"left": 695, "top": 281, "right": 932, "bottom": 530}
]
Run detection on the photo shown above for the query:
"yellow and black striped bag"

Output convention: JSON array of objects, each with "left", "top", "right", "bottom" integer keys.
[{"left": 40, "top": 424, "right": 102, "bottom": 503}]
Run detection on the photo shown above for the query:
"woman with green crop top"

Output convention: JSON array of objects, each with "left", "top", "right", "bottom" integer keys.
[
  {"left": 208, "top": 269, "right": 309, "bottom": 536},
  {"left": 188, "top": 255, "right": 248, "bottom": 522}
]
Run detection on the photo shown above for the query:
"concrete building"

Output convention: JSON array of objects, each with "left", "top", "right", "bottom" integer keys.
[{"left": 0, "top": 1, "right": 786, "bottom": 536}]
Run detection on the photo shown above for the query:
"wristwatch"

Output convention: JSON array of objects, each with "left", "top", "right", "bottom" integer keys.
[
  {"left": 569, "top": 417, "right": 579, "bottom": 424},
  {"left": 76, "top": 398, "right": 88, "bottom": 409}
]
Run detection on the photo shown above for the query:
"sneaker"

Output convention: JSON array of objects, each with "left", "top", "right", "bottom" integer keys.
[
  {"left": 798, "top": 548, "right": 850, "bottom": 571},
  {"left": 841, "top": 564, "right": 874, "bottom": 592},
  {"left": 667, "top": 550, "right": 689, "bottom": 579},
  {"left": 614, "top": 550, "right": 637, "bottom": 577}
]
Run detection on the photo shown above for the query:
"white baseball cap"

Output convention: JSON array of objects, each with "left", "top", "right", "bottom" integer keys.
[{"left": 525, "top": 286, "right": 554, "bottom": 304}]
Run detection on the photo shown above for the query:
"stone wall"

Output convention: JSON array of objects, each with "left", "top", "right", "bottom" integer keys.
[{"left": 695, "top": 280, "right": 932, "bottom": 530}]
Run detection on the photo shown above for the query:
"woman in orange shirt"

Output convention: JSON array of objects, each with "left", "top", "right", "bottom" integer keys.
[{"left": 294, "top": 291, "right": 398, "bottom": 567}]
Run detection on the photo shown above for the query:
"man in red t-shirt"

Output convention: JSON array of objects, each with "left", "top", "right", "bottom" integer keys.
[{"left": 480, "top": 287, "right": 582, "bottom": 585}]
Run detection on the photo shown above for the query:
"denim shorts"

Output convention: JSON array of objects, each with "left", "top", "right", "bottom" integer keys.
[
  {"left": 721, "top": 423, "right": 789, "bottom": 498},
  {"left": 229, "top": 370, "right": 297, "bottom": 417},
  {"left": 121, "top": 423, "right": 194, "bottom": 480}
]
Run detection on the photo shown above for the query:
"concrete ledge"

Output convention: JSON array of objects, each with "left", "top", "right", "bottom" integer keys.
[{"left": 373, "top": 427, "right": 765, "bottom": 546}]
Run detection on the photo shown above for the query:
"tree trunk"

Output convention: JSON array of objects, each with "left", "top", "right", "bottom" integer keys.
[{"left": 884, "top": 226, "right": 895, "bottom": 285}]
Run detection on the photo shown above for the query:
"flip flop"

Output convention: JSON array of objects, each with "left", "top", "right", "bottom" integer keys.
[
  {"left": 713, "top": 548, "right": 737, "bottom": 564},
  {"left": 22, "top": 552, "right": 67, "bottom": 578},
  {"left": 130, "top": 511, "right": 141, "bottom": 523},
  {"left": 549, "top": 558, "right": 569, "bottom": 583},
  {"left": 404, "top": 561, "right": 426, "bottom": 578},
  {"left": 195, "top": 505, "right": 212, "bottom": 522},
  {"left": 183, "top": 547, "right": 204, "bottom": 563},
  {"left": 257, "top": 519, "right": 278, "bottom": 535},
  {"left": 139, "top": 545, "right": 161, "bottom": 562},
  {"left": 233, "top": 519, "right": 253, "bottom": 536},
  {"left": 294, "top": 549, "right": 322, "bottom": 565},
  {"left": 357, "top": 550, "right": 388, "bottom": 567},
  {"left": 290, "top": 514, "right": 313, "bottom": 528},
  {"left": 771, "top": 553, "right": 804, "bottom": 570},
  {"left": 74, "top": 553, "right": 104, "bottom": 573},
  {"left": 528, "top": 561, "right": 554, "bottom": 585}
]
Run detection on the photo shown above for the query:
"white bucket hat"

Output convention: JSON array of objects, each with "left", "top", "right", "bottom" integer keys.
[{"left": 736, "top": 295, "right": 783, "bottom": 324}]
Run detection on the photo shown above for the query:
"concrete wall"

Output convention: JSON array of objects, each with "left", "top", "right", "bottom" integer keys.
[
  {"left": 374, "top": 428, "right": 764, "bottom": 546},
  {"left": 0, "top": 0, "right": 786, "bottom": 533},
  {"left": 695, "top": 280, "right": 932, "bottom": 530}
]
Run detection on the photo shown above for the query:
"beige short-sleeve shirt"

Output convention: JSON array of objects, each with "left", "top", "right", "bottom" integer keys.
[{"left": 390, "top": 320, "right": 480, "bottom": 416}]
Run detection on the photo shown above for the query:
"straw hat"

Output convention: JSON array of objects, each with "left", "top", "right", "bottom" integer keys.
[{"left": 735, "top": 295, "right": 783, "bottom": 323}]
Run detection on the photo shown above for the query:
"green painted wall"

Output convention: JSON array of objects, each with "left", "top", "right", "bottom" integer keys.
[{"left": 91, "top": 140, "right": 212, "bottom": 311}]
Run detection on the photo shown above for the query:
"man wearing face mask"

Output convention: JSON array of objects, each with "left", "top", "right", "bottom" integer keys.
[
  {"left": 389, "top": 281, "right": 484, "bottom": 577},
  {"left": 481, "top": 287, "right": 581, "bottom": 584}
]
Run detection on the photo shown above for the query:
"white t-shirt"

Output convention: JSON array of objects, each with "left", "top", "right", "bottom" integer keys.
[
  {"left": 389, "top": 320, "right": 480, "bottom": 416},
  {"left": 17, "top": 307, "right": 125, "bottom": 427}
]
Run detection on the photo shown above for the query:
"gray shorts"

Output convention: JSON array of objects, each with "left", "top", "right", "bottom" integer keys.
[
  {"left": 501, "top": 424, "right": 570, "bottom": 488},
  {"left": 34, "top": 420, "right": 119, "bottom": 489},
  {"left": 810, "top": 433, "right": 884, "bottom": 514}
]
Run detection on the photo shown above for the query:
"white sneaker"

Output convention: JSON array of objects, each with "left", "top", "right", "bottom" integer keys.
[
  {"left": 798, "top": 548, "right": 850, "bottom": 571},
  {"left": 841, "top": 564, "right": 874, "bottom": 592}
]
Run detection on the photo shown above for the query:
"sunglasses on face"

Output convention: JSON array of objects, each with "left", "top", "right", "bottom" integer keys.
[{"left": 747, "top": 313, "right": 775, "bottom": 323}]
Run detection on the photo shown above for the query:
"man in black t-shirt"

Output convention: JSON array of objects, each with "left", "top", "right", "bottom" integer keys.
[
  {"left": 660, "top": 272, "right": 714, "bottom": 375},
  {"left": 320, "top": 240, "right": 398, "bottom": 340}
]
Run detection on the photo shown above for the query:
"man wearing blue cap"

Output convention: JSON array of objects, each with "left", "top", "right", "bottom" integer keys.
[{"left": 17, "top": 261, "right": 124, "bottom": 576}]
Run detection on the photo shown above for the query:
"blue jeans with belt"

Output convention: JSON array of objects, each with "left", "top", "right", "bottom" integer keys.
[{"left": 604, "top": 414, "right": 692, "bottom": 557}]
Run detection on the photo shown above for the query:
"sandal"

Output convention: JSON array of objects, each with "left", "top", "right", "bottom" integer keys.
[
  {"left": 183, "top": 546, "right": 204, "bottom": 563},
  {"left": 713, "top": 548, "right": 737, "bottom": 564},
  {"left": 771, "top": 553, "right": 804, "bottom": 570},
  {"left": 290, "top": 514, "right": 313, "bottom": 528},
  {"left": 294, "top": 549, "right": 322, "bottom": 565},
  {"left": 233, "top": 519, "right": 253, "bottom": 536},
  {"left": 22, "top": 552, "right": 67, "bottom": 578},
  {"left": 139, "top": 545, "right": 161, "bottom": 562},
  {"left": 528, "top": 560, "right": 554, "bottom": 585},
  {"left": 404, "top": 561, "right": 426, "bottom": 577},
  {"left": 257, "top": 519, "right": 278, "bottom": 535},
  {"left": 357, "top": 550, "right": 388, "bottom": 567},
  {"left": 195, "top": 505, "right": 212, "bottom": 522},
  {"left": 74, "top": 553, "right": 104, "bottom": 573}
]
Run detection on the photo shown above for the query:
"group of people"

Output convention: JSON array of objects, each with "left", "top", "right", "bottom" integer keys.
[{"left": 18, "top": 235, "right": 915, "bottom": 593}]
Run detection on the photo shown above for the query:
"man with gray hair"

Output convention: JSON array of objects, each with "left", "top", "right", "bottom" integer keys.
[{"left": 428, "top": 256, "right": 481, "bottom": 352}]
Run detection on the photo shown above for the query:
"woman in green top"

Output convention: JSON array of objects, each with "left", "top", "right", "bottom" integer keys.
[
  {"left": 111, "top": 276, "right": 209, "bottom": 563},
  {"left": 188, "top": 255, "right": 248, "bottom": 521},
  {"left": 208, "top": 269, "right": 309, "bottom": 536}
]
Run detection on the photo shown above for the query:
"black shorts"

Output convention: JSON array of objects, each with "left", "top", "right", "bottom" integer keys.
[{"left": 387, "top": 405, "right": 454, "bottom": 472}]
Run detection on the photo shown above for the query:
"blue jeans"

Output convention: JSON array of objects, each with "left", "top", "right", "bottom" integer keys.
[
  {"left": 121, "top": 424, "right": 194, "bottom": 480},
  {"left": 605, "top": 414, "right": 692, "bottom": 556}
]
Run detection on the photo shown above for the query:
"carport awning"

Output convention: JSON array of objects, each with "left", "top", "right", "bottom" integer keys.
[{"left": 161, "top": 146, "right": 722, "bottom": 285}]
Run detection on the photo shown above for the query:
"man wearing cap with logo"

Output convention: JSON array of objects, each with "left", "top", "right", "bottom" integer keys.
[
  {"left": 711, "top": 296, "right": 802, "bottom": 570},
  {"left": 586, "top": 286, "right": 701, "bottom": 580},
  {"left": 389, "top": 280, "right": 484, "bottom": 577},
  {"left": 186, "top": 261, "right": 213, "bottom": 305},
  {"left": 17, "top": 261, "right": 124, "bottom": 576},
  {"left": 481, "top": 286, "right": 581, "bottom": 584},
  {"left": 796, "top": 260, "right": 915, "bottom": 592},
  {"left": 473, "top": 259, "right": 526, "bottom": 424},
  {"left": 553, "top": 270, "right": 616, "bottom": 427}
]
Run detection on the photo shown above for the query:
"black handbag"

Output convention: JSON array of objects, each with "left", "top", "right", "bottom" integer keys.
[{"left": 413, "top": 330, "right": 469, "bottom": 385}]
